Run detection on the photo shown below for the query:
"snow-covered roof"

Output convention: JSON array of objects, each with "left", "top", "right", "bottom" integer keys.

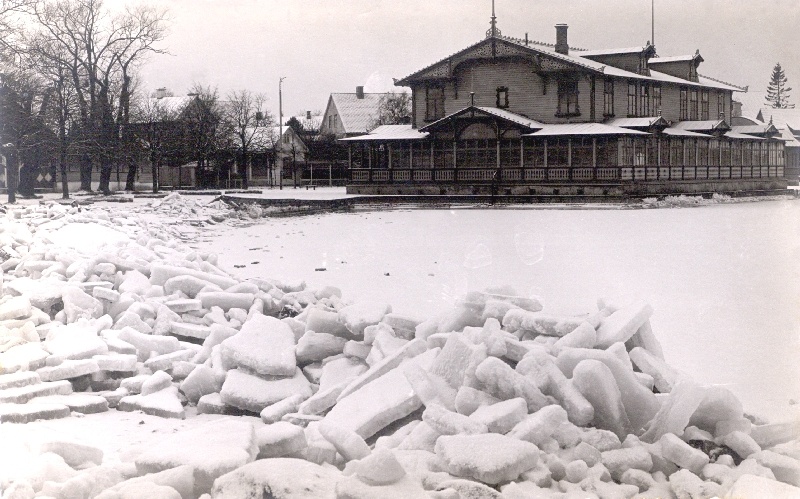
[
  {"left": 723, "top": 131, "right": 766, "bottom": 140},
  {"left": 329, "top": 93, "right": 385, "bottom": 135},
  {"left": 671, "top": 119, "right": 730, "bottom": 132},
  {"left": 339, "top": 124, "right": 428, "bottom": 141},
  {"left": 661, "top": 128, "right": 711, "bottom": 137},
  {"left": 150, "top": 95, "right": 193, "bottom": 114},
  {"left": 420, "top": 106, "right": 543, "bottom": 132},
  {"left": 577, "top": 46, "right": 648, "bottom": 57},
  {"left": 759, "top": 108, "right": 800, "bottom": 131},
  {"left": 525, "top": 123, "right": 649, "bottom": 137},
  {"left": 649, "top": 55, "right": 697, "bottom": 64},
  {"left": 605, "top": 117, "right": 668, "bottom": 129},
  {"left": 396, "top": 35, "right": 742, "bottom": 92}
]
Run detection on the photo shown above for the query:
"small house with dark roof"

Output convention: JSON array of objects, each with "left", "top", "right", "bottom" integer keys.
[{"left": 341, "top": 10, "right": 788, "bottom": 198}]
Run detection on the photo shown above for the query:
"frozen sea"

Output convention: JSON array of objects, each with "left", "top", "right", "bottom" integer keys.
[{"left": 199, "top": 198, "right": 800, "bottom": 421}]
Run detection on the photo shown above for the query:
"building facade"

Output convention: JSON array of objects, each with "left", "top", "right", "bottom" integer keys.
[{"left": 343, "top": 20, "right": 788, "bottom": 197}]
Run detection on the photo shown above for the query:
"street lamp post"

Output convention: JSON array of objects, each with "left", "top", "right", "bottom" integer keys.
[{"left": 279, "top": 76, "right": 285, "bottom": 190}]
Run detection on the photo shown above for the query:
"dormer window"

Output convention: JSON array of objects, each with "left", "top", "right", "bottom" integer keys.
[{"left": 496, "top": 86, "right": 509, "bottom": 109}]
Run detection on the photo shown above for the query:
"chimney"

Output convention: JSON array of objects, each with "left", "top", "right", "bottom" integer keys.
[
  {"left": 306, "top": 111, "right": 312, "bottom": 120},
  {"left": 155, "top": 87, "right": 168, "bottom": 99},
  {"left": 356, "top": 86, "right": 364, "bottom": 99},
  {"left": 555, "top": 24, "right": 569, "bottom": 55}
]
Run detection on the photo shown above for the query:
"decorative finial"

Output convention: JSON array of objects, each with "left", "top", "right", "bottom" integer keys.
[{"left": 486, "top": 0, "right": 501, "bottom": 38}]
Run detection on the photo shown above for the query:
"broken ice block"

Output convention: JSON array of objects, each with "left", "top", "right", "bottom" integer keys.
[
  {"left": 324, "top": 348, "right": 438, "bottom": 440},
  {"left": 260, "top": 393, "right": 306, "bottom": 424},
  {"left": 454, "top": 386, "right": 500, "bottom": 416},
  {"left": 502, "top": 309, "right": 584, "bottom": 337},
  {"left": 256, "top": 422, "right": 307, "bottom": 459},
  {"left": 571, "top": 359, "right": 633, "bottom": 439},
  {"left": 219, "top": 368, "right": 312, "bottom": 414},
  {"left": 468, "top": 398, "right": 528, "bottom": 434},
  {"left": 219, "top": 314, "right": 296, "bottom": 377},
  {"left": 640, "top": 377, "right": 706, "bottom": 443},
  {"left": 507, "top": 404, "right": 568, "bottom": 446},
  {"left": 594, "top": 300, "right": 653, "bottom": 349},
  {"left": 338, "top": 302, "right": 392, "bottom": 338},
  {"left": 319, "top": 420, "right": 371, "bottom": 462},
  {"left": 435, "top": 433, "right": 539, "bottom": 485},
  {"left": 474, "top": 356, "right": 549, "bottom": 412},
  {"left": 295, "top": 331, "right": 347, "bottom": 365},
  {"left": 552, "top": 321, "right": 597, "bottom": 351},
  {"left": 659, "top": 433, "right": 710, "bottom": 474},
  {"left": 422, "top": 403, "right": 488, "bottom": 435}
]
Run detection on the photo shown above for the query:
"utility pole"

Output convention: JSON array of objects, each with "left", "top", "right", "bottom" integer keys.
[
  {"left": 651, "top": 0, "right": 655, "bottom": 46},
  {"left": 279, "top": 76, "right": 285, "bottom": 189}
]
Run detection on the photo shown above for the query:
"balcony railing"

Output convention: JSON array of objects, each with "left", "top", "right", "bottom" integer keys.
[{"left": 348, "top": 165, "right": 786, "bottom": 184}]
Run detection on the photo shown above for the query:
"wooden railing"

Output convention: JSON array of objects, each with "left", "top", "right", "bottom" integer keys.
[{"left": 349, "top": 166, "right": 785, "bottom": 183}]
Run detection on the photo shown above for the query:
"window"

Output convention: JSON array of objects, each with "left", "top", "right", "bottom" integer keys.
[
  {"left": 603, "top": 78, "right": 614, "bottom": 116},
  {"left": 652, "top": 85, "right": 662, "bottom": 115},
  {"left": 690, "top": 88, "right": 699, "bottom": 120},
  {"left": 640, "top": 84, "right": 650, "bottom": 116},
  {"left": 717, "top": 92, "right": 725, "bottom": 119},
  {"left": 496, "top": 86, "right": 509, "bottom": 109},
  {"left": 680, "top": 87, "right": 689, "bottom": 120},
  {"left": 628, "top": 81, "right": 637, "bottom": 116},
  {"left": 701, "top": 89, "right": 709, "bottom": 120},
  {"left": 425, "top": 86, "right": 445, "bottom": 121},
  {"left": 556, "top": 78, "right": 580, "bottom": 116}
]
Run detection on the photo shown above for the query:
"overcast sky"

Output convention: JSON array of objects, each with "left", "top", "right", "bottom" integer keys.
[{"left": 137, "top": 0, "right": 800, "bottom": 120}]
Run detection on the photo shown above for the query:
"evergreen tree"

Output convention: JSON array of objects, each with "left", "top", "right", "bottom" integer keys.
[{"left": 765, "top": 63, "right": 794, "bottom": 109}]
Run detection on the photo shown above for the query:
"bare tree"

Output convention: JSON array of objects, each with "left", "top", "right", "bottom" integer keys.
[
  {"left": 369, "top": 91, "right": 412, "bottom": 129},
  {"left": 224, "top": 89, "right": 271, "bottom": 189},
  {"left": 130, "top": 90, "right": 186, "bottom": 193},
  {"left": 28, "top": 0, "right": 169, "bottom": 194},
  {"left": 183, "top": 84, "right": 232, "bottom": 188}
]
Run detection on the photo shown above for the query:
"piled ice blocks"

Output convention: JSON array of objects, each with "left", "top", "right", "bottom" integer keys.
[{"left": 0, "top": 198, "right": 798, "bottom": 499}]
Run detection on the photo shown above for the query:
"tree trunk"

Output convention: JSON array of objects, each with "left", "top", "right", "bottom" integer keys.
[
  {"left": 98, "top": 158, "right": 113, "bottom": 194},
  {"left": 151, "top": 155, "right": 159, "bottom": 193},
  {"left": 125, "top": 158, "right": 137, "bottom": 191},
  {"left": 79, "top": 153, "right": 93, "bottom": 191},
  {"left": 6, "top": 148, "right": 18, "bottom": 204}
]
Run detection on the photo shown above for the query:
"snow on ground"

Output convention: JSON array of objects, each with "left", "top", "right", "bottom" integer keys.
[{"left": 0, "top": 188, "right": 797, "bottom": 499}]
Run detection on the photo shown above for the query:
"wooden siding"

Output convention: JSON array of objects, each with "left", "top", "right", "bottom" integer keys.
[
  {"left": 582, "top": 53, "right": 641, "bottom": 74},
  {"left": 650, "top": 61, "right": 691, "bottom": 81}
]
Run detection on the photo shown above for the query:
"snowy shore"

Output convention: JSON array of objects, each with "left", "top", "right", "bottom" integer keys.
[{"left": 0, "top": 191, "right": 798, "bottom": 498}]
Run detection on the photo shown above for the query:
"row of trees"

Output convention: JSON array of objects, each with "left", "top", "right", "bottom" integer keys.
[{"left": 0, "top": 0, "right": 170, "bottom": 200}]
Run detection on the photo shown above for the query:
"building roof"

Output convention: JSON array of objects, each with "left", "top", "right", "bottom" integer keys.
[
  {"left": 758, "top": 108, "right": 800, "bottom": 131},
  {"left": 396, "top": 34, "right": 743, "bottom": 92},
  {"left": 730, "top": 124, "right": 773, "bottom": 135},
  {"left": 525, "top": 123, "right": 649, "bottom": 137},
  {"left": 605, "top": 116, "right": 669, "bottom": 129},
  {"left": 723, "top": 131, "right": 766, "bottom": 140},
  {"left": 329, "top": 93, "right": 385, "bottom": 135},
  {"left": 339, "top": 124, "right": 429, "bottom": 141},
  {"left": 648, "top": 55, "right": 696, "bottom": 64},
  {"left": 420, "top": 106, "right": 544, "bottom": 132},
  {"left": 576, "top": 46, "right": 648, "bottom": 57},
  {"left": 671, "top": 119, "right": 731, "bottom": 132},
  {"left": 661, "top": 128, "right": 710, "bottom": 137}
]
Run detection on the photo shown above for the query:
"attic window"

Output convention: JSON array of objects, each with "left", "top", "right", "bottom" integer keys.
[
  {"left": 556, "top": 77, "right": 580, "bottom": 117},
  {"left": 425, "top": 85, "right": 445, "bottom": 121},
  {"left": 496, "top": 86, "right": 509, "bottom": 109}
]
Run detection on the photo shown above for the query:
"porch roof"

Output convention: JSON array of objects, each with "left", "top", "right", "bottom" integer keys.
[
  {"left": 419, "top": 106, "right": 544, "bottom": 132},
  {"left": 671, "top": 119, "right": 731, "bottom": 133},
  {"left": 723, "top": 131, "right": 766, "bottom": 140},
  {"left": 661, "top": 128, "right": 710, "bottom": 137},
  {"left": 524, "top": 123, "right": 649, "bottom": 137},
  {"left": 338, "top": 124, "right": 429, "bottom": 141},
  {"left": 605, "top": 116, "right": 670, "bottom": 129}
]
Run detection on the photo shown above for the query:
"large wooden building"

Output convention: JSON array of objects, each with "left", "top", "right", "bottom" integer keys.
[{"left": 342, "top": 17, "right": 788, "bottom": 197}]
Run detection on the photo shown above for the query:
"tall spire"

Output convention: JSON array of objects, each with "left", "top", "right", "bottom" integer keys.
[{"left": 486, "top": 0, "right": 501, "bottom": 38}]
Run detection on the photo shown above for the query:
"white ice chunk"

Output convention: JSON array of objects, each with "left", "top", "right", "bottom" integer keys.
[
  {"left": 210, "top": 458, "right": 340, "bottom": 499},
  {"left": 219, "top": 367, "right": 312, "bottom": 413},
  {"left": 571, "top": 359, "right": 633, "bottom": 439},
  {"left": 468, "top": 398, "right": 528, "bottom": 434},
  {"left": 339, "top": 301, "right": 392, "bottom": 338},
  {"left": 435, "top": 433, "right": 539, "bottom": 485},
  {"left": 219, "top": 314, "right": 296, "bottom": 377},
  {"left": 256, "top": 422, "right": 308, "bottom": 458},
  {"left": 594, "top": 300, "right": 653, "bottom": 349},
  {"left": 135, "top": 418, "right": 257, "bottom": 494}
]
